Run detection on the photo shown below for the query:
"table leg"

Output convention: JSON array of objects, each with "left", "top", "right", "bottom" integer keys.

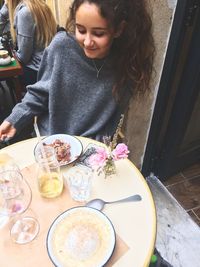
[
  {"left": 5, "top": 77, "right": 24, "bottom": 104},
  {"left": 3, "top": 79, "right": 17, "bottom": 105},
  {"left": 12, "top": 76, "right": 24, "bottom": 102}
]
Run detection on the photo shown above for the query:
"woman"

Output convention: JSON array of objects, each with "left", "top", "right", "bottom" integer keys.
[
  {"left": 0, "top": 1, "right": 10, "bottom": 34},
  {"left": 0, "top": 0, "right": 154, "bottom": 141},
  {"left": 0, "top": 0, "right": 57, "bottom": 86}
]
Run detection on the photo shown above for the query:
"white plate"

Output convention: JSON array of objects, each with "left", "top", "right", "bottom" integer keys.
[
  {"left": 34, "top": 134, "right": 83, "bottom": 166},
  {"left": 46, "top": 207, "right": 116, "bottom": 267}
]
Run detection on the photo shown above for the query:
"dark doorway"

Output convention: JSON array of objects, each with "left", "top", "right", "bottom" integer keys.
[{"left": 142, "top": 0, "right": 200, "bottom": 180}]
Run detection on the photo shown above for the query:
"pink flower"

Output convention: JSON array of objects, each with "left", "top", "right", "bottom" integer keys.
[
  {"left": 89, "top": 143, "right": 129, "bottom": 168},
  {"left": 112, "top": 143, "right": 129, "bottom": 160},
  {"left": 89, "top": 147, "right": 108, "bottom": 166}
]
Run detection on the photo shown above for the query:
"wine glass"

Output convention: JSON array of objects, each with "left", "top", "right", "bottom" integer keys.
[
  {"left": 0, "top": 170, "right": 40, "bottom": 244},
  {"left": 0, "top": 153, "right": 20, "bottom": 173},
  {"left": 0, "top": 157, "right": 21, "bottom": 227}
]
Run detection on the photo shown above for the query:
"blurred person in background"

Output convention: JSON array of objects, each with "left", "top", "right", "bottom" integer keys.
[
  {"left": 0, "top": 0, "right": 57, "bottom": 87},
  {"left": 0, "top": 0, "right": 10, "bottom": 34}
]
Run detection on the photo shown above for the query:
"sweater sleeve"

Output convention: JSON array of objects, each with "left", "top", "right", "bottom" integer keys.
[
  {"left": 6, "top": 31, "right": 69, "bottom": 133},
  {"left": 0, "top": 3, "right": 9, "bottom": 35},
  {"left": 15, "top": 6, "right": 35, "bottom": 64},
  {"left": 5, "top": 46, "right": 52, "bottom": 131}
]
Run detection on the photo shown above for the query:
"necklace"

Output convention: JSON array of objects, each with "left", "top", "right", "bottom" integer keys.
[{"left": 92, "top": 59, "right": 106, "bottom": 78}]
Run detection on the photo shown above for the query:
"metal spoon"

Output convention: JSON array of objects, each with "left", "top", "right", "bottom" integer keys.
[{"left": 86, "top": 194, "right": 142, "bottom": 211}]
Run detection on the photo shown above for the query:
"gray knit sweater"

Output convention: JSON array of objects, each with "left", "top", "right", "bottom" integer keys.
[
  {"left": 0, "top": 3, "right": 44, "bottom": 71},
  {"left": 6, "top": 31, "right": 126, "bottom": 140}
]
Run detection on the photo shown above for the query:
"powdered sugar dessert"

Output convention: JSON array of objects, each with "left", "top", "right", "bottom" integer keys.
[{"left": 47, "top": 207, "right": 116, "bottom": 267}]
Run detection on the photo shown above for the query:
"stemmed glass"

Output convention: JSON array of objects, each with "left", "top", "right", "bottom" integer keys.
[
  {"left": 0, "top": 154, "right": 20, "bottom": 173},
  {"left": 0, "top": 170, "right": 40, "bottom": 244}
]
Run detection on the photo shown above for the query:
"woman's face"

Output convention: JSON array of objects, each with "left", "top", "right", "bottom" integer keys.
[{"left": 75, "top": 2, "right": 116, "bottom": 59}]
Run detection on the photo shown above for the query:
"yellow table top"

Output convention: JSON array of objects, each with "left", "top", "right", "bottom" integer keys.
[{"left": 0, "top": 137, "right": 156, "bottom": 267}]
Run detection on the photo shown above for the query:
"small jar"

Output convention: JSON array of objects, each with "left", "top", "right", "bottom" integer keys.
[
  {"left": 0, "top": 50, "right": 11, "bottom": 65},
  {"left": 0, "top": 50, "right": 9, "bottom": 59},
  {"left": 35, "top": 146, "right": 63, "bottom": 198},
  {"left": 103, "top": 157, "right": 116, "bottom": 178}
]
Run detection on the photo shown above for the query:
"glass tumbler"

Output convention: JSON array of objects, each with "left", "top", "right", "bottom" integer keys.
[
  {"left": 35, "top": 146, "right": 63, "bottom": 198},
  {"left": 65, "top": 165, "right": 93, "bottom": 202}
]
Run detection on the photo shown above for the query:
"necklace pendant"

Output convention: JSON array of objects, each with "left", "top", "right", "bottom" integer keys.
[{"left": 92, "top": 59, "right": 106, "bottom": 79}]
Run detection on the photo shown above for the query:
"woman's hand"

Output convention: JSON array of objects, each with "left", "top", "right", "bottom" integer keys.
[{"left": 0, "top": 121, "right": 16, "bottom": 141}]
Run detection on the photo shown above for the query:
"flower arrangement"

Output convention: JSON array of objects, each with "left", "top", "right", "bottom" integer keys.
[
  {"left": 90, "top": 143, "right": 129, "bottom": 166},
  {"left": 89, "top": 114, "right": 130, "bottom": 177},
  {"left": 89, "top": 143, "right": 129, "bottom": 177},
  {"left": 89, "top": 143, "right": 129, "bottom": 166}
]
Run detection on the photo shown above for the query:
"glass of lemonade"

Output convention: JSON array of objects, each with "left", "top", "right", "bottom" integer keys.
[{"left": 35, "top": 146, "right": 63, "bottom": 198}]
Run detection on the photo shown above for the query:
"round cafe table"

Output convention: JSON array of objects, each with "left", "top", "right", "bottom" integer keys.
[{"left": 0, "top": 137, "right": 156, "bottom": 267}]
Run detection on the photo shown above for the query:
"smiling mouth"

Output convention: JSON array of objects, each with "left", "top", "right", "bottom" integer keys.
[{"left": 84, "top": 47, "right": 97, "bottom": 51}]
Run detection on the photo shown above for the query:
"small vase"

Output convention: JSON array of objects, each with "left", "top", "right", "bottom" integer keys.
[{"left": 103, "top": 158, "right": 116, "bottom": 178}]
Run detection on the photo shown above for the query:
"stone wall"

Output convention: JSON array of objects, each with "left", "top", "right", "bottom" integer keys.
[
  {"left": 126, "top": 0, "right": 177, "bottom": 168},
  {"left": 45, "top": 0, "right": 177, "bottom": 169},
  {"left": 46, "top": 0, "right": 73, "bottom": 27}
]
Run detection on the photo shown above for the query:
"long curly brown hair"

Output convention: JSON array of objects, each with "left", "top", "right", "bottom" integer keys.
[{"left": 66, "top": 0, "right": 155, "bottom": 100}]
